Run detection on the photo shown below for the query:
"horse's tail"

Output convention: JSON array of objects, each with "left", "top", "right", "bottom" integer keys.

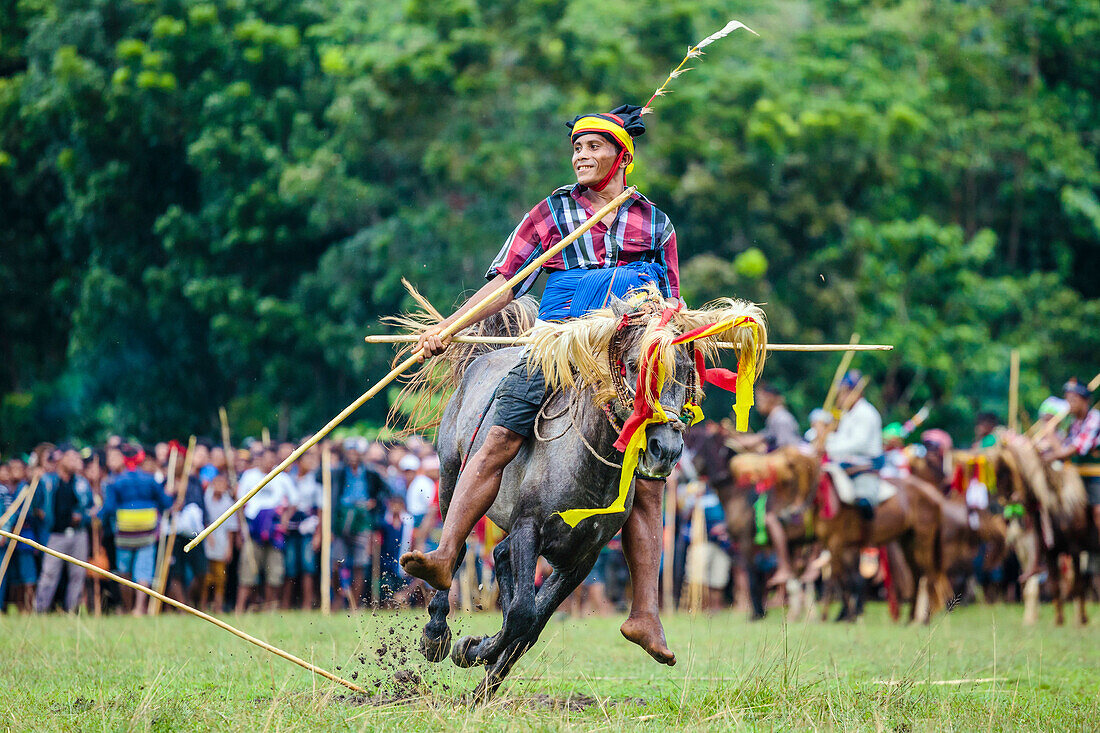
[{"left": 384, "top": 290, "right": 538, "bottom": 436}]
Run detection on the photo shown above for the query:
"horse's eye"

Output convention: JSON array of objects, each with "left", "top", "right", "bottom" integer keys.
[{"left": 626, "top": 360, "right": 638, "bottom": 372}]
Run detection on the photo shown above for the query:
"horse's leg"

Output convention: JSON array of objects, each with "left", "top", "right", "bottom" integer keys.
[
  {"left": 419, "top": 542, "right": 466, "bottom": 663},
  {"left": 1050, "top": 551, "right": 1065, "bottom": 626},
  {"left": 451, "top": 537, "right": 514, "bottom": 667},
  {"left": 475, "top": 553, "right": 596, "bottom": 704},
  {"left": 454, "top": 521, "right": 538, "bottom": 669}
]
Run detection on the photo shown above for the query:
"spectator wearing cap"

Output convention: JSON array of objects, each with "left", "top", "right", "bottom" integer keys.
[
  {"left": 1046, "top": 380, "right": 1100, "bottom": 533},
  {"left": 99, "top": 446, "right": 174, "bottom": 615},
  {"left": 330, "top": 442, "right": 389, "bottom": 606},
  {"left": 33, "top": 446, "right": 94, "bottom": 613},
  {"left": 235, "top": 446, "right": 294, "bottom": 612}
]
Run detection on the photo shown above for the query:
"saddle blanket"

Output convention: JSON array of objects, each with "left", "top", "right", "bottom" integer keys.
[{"left": 823, "top": 463, "right": 896, "bottom": 507}]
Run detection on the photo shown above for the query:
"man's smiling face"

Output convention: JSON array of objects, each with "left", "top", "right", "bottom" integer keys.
[{"left": 572, "top": 133, "right": 629, "bottom": 188}]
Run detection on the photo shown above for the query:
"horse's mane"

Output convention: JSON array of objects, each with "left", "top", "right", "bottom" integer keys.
[
  {"left": 526, "top": 283, "right": 767, "bottom": 408},
  {"left": 383, "top": 284, "right": 538, "bottom": 436},
  {"left": 1000, "top": 433, "right": 1086, "bottom": 519}
]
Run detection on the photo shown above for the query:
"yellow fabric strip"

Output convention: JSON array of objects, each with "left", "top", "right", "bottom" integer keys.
[{"left": 116, "top": 507, "right": 158, "bottom": 533}]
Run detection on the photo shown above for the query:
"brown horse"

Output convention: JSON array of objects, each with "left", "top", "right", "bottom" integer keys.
[{"left": 811, "top": 473, "right": 949, "bottom": 622}]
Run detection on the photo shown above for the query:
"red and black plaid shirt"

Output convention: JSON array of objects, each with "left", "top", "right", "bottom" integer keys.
[{"left": 486, "top": 184, "right": 679, "bottom": 299}]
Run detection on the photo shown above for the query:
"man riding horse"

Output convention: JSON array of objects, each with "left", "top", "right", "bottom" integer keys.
[{"left": 400, "top": 105, "right": 681, "bottom": 665}]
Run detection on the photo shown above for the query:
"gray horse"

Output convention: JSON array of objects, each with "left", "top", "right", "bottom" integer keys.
[{"left": 418, "top": 299, "right": 694, "bottom": 702}]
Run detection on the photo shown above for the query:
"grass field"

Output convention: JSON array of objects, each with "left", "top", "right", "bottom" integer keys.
[{"left": 1, "top": 602, "right": 1097, "bottom": 731}]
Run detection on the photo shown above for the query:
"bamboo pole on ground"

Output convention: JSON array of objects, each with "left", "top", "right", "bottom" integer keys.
[
  {"left": 320, "top": 445, "right": 332, "bottom": 616},
  {"left": 188, "top": 186, "right": 640, "bottom": 553},
  {"left": 0, "top": 528, "right": 368, "bottom": 694},
  {"left": 363, "top": 334, "right": 892, "bottom": 352},
  {"left": 0, "top": 475, "right": 39, "bottom": 589},
  {"left": 823, "top": 334, "right": 860, "bottom": 414},
  {"left": 1008, "top": 349, "right": 1020, "bottom": 434},
  {"left": 1030, "top": 371, "right": 1100, "bottom": 443},
  {"left": 152, "top": 436, "right": 196, "bottom": 615}
]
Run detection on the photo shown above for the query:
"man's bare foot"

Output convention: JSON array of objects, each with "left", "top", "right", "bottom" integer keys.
[
  {"left": 767, "top": 566, "right": 794, "bottom": 588},
  {"left": 620, "top": 614, "right": 676, "bottom": 666},
  {"left": 400, "top": 549, "right": 453, "bottom": 591}
]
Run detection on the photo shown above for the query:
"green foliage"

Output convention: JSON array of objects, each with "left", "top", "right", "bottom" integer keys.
[{"left": 0, "top": 0, "right": 1097, "bottom": 452}]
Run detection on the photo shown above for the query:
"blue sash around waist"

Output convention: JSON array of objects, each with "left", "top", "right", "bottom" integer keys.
[{"left": 538, "top": 261, "right": 665, "bottom": 322}]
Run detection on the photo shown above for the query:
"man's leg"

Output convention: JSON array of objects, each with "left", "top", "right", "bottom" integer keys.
[
  {"left": 64, "top": 532, "right": 89, "bottom": 612},
  {"left": 402, "top": 426, "right": 524, "bottom": 590},
  {"left": 620, "top": 477, "right": 676, "bottom": 666},
  {"left": 765, "top": 513, "right": 793, "bottom": 586},
  {"left": 35, "top": 534, "right": 64, "bottom": 612}
]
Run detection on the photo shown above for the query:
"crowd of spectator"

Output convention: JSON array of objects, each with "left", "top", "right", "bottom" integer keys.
[{"left": 0, "top": 435, "right": 445, "bottom": 615}]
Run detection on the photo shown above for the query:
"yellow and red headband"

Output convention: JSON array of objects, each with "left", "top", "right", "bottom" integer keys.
[{"left": 568, "top": 105, "right": 646, "bottom": 191}]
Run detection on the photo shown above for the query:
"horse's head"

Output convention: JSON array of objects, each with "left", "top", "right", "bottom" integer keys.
[{"left": 526, "top": 284, "right": 766, "bottom": 482}]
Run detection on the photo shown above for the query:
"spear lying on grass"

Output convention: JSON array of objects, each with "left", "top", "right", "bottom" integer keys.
[
  {"left": 186, "top": 186, "right": 640, "bottom": 553},
  {"left": 0, "top": 528, "right": 368, "bottom": 695},
  {"left": 364, "top": 334, "right": 892, "bottom": 352}
]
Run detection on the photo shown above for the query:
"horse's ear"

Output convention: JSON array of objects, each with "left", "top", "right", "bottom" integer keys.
[{"left": 608, "top": 295, "right": 631, "bottom": 318}]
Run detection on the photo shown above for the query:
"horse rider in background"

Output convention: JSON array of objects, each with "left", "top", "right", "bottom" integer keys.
[{"left": 401, "top": 105, "right": 681, "bottom": 666}]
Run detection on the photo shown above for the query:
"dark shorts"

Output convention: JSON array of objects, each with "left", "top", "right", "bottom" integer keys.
[
  {"left": 1085, "top": 476, "right": 1100, "bottom": 506},
  {"left": 492, "top": 357, "right": 547, "bottom": 437}
]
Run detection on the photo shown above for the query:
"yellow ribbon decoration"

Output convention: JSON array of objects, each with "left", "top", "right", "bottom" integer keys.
[{"left": 555, "top": 314, "right": 759, "bottom": 527}]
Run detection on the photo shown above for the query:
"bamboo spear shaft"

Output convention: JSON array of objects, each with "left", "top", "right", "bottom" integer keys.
[
  {"left": 0, "top": 528, "right": 368, "bottom": 695},
  {"left": 1030, "top": 371, "right": 1100, "bottom": 443},
  {"left": 363, "top": 334, "right": 892, "bottom": 352},
  {"left": 823, "top": 334, "right": 860, "bottom": 414},
  {"left": 1008, "top": 349, "right": 1020, "bottom": 434},
  {"left": 320, "top": 446, "right": 332, "bottom": 616},
  {"left": 152, "top": 436, "right": 196, "bottom": 614},
  {"left": 150, "top": 446, "right": 179, "bottom": 609},
  {"left": 0, "top": 475, "right": 39, "bottom": 588},
  {"left": 219, "top": 407, "right": 253, "bottom": 547},
  {"left": 0, "top": 482, "right": 33, "bottom": 528},
  {"left": 187, "top": 185, "right": 639, "bottom": 552}
]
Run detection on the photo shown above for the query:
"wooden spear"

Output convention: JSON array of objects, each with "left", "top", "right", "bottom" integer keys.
[
  {"left": 362, "top": 334, "right": 893, "bottom": 352},
  {"left": 320, "top": 445, "right": 332, "bottom": 616},
  {"left": 0, "top": 528, "right": 368, "bottom": 695},
  {"left": 822, "top": 334, "right": 860, "bottom": 414},
  {"left": 150, "top": 446, "right": 179, "bottom": 611},
  {"left": 187, "top": 185, "right": 640, "bottom": 553},
  {"left": 0, "top": 475, "right": 39, "bottom": 589},
  {"left": 219, "top": 407, "right": 254, "bottom": 548},
  {"left": 0, "top": 482, "right": 33, "bottom": 528},
  {"left": 152, "top": 436, "right": 197, "bottom": 614},
  {"left": 1008, "top": 349, "right": 1020, "bottom": 434}
]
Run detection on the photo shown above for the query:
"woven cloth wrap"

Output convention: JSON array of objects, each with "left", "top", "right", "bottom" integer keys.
[{"left": 538, "top": 261, "right": 664, "bottom": 322}]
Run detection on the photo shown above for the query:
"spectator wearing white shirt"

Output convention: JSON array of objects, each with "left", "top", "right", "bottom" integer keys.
[
  {"left": 282, "top": 448, "right": 323, "bottom": 609},
  {"left": 234, "top": 447, "right": 294, "bottom": 612}
]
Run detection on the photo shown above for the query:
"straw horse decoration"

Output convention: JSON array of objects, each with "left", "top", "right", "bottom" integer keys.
[
  {"left": 396, "top": 286, "right": 765, "bottom": 701},
  {"left": 997, "top": 435, "right": 1094, "bottom": 625}
]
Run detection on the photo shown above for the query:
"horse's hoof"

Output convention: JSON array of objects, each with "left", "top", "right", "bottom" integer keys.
[
  {"left": 472, "top": 673, "right": 500, "bottom": 705},
  {"left": 420, "top": 626, "right": 452, "bottom": 664},
  {"left": 451, "top": 635, "right": 485, "bottom": 668}
]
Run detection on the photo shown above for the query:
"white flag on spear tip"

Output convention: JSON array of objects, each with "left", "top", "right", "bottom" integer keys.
[{"left": 643, "top": 19, "right": 758, "bottom": 114}]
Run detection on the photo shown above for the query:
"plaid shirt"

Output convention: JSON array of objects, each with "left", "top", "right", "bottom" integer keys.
[
  {"left": 486, "top": 185, "right": 679, "bottom": 299},
  {"left": 1067, "top": 408, "right": 1100, "bottom": 463}
]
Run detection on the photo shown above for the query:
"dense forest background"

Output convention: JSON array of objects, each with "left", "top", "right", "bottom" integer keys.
[{"left": 1, "top": 0, "right": 1098, "bottom": 451}]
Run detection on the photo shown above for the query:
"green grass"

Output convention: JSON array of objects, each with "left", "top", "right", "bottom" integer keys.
[{"left": 1, "top": 602, "right": 1097, "bottom": 731}]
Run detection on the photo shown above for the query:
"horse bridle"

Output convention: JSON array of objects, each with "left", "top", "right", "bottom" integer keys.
[{"left": 605, "top": 309, "right": 700, "bottom": 432}]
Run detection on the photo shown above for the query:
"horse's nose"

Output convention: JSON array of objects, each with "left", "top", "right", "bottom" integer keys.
[{"left": 646, "top": 432, "right": 683, "bottom": 466}]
